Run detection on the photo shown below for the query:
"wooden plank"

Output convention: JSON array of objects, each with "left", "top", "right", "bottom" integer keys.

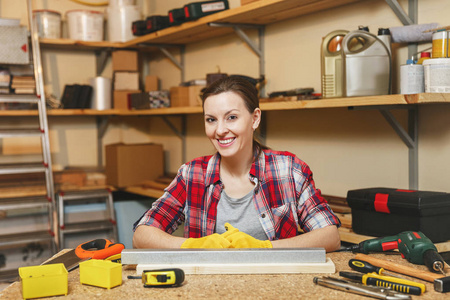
[
  {"left": 120, "top": 0, "right": 363, "bottom": 47},
  {"left": 47, "top": 109, "right": 122, "bottom": 116},
  {"left": 124, "top": 186, "right": 164, "bottom": 199},
  {"left": 136, "top": 258, "right": 335, "bottom": 275},
  {"left": 335, "top": 213, "right": 352, "bottom": 228}
]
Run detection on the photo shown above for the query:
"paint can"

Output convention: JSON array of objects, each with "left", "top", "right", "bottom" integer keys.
[
  {"left": 400, "top": 59, "right": 424, "bottom": 94},
  {"left": 423, "top": 58, "right": 450, "bottom": 93},
  {"left": 432, "top": 31, "right": 448, "bottom": 58},
  {"left": 66, "top": 10, "right": 104, "bottom": 41},
  {"left": 33, "top": 10, "right": 61, "bottom": 39}
]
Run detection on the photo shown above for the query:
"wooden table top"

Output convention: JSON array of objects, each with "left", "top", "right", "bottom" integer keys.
[{"left": 1, "top": 251, "right": 449, "bottom": 299}]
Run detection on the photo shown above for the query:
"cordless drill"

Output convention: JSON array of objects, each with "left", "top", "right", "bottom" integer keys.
[{"left": 347, "top": 231, "right": 446, "bottom": 274}]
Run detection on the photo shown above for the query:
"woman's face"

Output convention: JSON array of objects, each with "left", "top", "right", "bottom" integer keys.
[{"left": 203, "top": 91, "right": 260, "bottom": 160}]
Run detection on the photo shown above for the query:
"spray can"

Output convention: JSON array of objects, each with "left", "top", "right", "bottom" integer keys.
[{"left": 400, "top": 59, "right": 424, "bottom": 94}]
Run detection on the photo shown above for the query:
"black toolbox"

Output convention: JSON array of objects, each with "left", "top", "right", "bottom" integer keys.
[
  {"left": 347, "top": 187, "right": 450, "bottom": 242},
  {"left": 184, "top": 0, "right": 229, "bottom": 21}
]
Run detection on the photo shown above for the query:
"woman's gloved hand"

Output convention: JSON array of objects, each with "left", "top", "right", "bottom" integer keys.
[
  {"left": 180, "top": 233, "right": 231, "bottom": 248},
  {"left": 224, "top": 223, "right": 272, "bottom": 248}
]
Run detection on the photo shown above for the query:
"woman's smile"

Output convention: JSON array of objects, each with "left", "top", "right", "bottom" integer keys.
[{"left": 217, "top": 137, "right": 236, "bottom": 146}]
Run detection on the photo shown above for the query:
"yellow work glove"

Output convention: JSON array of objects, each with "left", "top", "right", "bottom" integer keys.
[
  {"left": 224, "top": 223, "right": 272, "bottom": 248},
  {"left": 180, "top": 233, "right": 231, "bottom": 249}
]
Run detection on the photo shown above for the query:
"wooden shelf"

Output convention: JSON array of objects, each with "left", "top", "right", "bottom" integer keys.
[
  {"left": 39, "top": 0, "right": 363, "bottom": 50},
  {"left": 0, "top": 93, "right": 448, "bottom": 117}
]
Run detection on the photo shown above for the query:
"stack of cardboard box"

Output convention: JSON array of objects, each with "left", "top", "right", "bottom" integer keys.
[{"left": 112, "top": 50, "right": 141, "bottom": 109}]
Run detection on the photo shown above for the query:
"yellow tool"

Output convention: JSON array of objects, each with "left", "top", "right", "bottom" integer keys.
[
  {"left": 128, "top": 268, "right": 185, "bottom": 287},
  {"left": 339, "top": 271, "right": 425, "bottom": 295}
]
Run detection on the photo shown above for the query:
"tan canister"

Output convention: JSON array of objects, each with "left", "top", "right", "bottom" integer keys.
[{"left": 432, "top": 31, "right": 448, "bottom": 58}]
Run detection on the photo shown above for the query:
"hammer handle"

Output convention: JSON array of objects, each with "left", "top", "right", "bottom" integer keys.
[{"left": 355, "top": 253, "right": 443, "bottom": 283}]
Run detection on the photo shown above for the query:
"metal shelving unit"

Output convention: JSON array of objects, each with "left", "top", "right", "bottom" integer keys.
[
  {"left": 57, "top": 189, "right": 118, "bottom": 249},
  {"left": 0, "top": 0, "right": 58, "bottom": 281}
]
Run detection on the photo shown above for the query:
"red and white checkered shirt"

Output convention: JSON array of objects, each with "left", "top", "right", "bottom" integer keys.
[{"left": 134, "top": 149, "right": 341, "bottom": 240}]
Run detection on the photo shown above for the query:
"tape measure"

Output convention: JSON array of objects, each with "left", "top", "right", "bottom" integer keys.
[{"left": 128, "top": 268, "right": 185, "bottom": 287}]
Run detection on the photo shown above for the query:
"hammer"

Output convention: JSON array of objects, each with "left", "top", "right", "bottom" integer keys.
[{"left": 355, "top": 253, "right": 450, "bottom": 293}]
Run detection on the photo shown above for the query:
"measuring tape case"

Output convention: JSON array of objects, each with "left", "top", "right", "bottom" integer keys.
[{"left": 347, "top": 187, "right": 450, "bottom": 242}]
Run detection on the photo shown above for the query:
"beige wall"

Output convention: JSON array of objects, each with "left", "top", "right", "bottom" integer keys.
[{"left": 2, "top": 0, "right": 450, "bottom": 197}]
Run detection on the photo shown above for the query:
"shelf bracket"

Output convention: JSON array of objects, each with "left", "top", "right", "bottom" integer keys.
[
  {"left": 96, "top": 116, "right": 110, "bottom": 168},
  {"left": 385, "top": 0, "right": 418, "bottom": 58},
  {"left": 379, "top": 107, "right": 418, "bottom": 189},
  {"left": 140, "top": 44, "right": 185, "bottom": 83},
  {"left": 94, "top": 49, "right": 112, "bottom": 76},
  {"left": 160, "top": 115, "right": 187, "bottom": 164},
  {"left": 350, "top": 105, "right": 418, "bottom": 189},
  {"left": 208, "top": 22, "right": 265, "bottom": 96}
]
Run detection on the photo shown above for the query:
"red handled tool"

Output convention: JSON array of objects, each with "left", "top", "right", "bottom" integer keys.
[
  {"left": 43, "top": 238, "right": 124, "bottom": 271},
  {"left": 75, "top": 239, "right": 124, "bottom": 259}
]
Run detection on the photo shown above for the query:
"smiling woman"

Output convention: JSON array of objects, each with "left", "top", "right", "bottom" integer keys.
[{"left": 132, "top": 77, "right": 341, "bottom": 252}]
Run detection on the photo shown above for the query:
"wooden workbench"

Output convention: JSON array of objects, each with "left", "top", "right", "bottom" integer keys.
[{"left": 1, "top": 251, "right": 449, "bottom": 299}]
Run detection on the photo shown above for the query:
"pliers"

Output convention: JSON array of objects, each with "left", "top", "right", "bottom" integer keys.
[{"left": 313, "top": 276, "right": 412, "bottom": 300}]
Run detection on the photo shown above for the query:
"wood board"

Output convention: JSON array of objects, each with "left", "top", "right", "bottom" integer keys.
[{"left": 136, "top": 257, "right": 335, "bottom": 275}]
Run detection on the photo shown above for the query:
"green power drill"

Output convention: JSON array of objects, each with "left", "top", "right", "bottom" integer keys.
[{"left": 345, "top": 231, "right": 447, "bottom": 274}]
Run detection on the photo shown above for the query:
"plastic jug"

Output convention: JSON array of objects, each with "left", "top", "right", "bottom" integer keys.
[
  {"left": 321, "top": 30, "right": 349, "bottom": 98},
  {"left": 342, "top": 30, "right": 391, "bottom": 97}
]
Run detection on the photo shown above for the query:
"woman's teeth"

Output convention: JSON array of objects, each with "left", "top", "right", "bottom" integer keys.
[{"left": 218, "top": 138, "right": 234, "bottom": 144}]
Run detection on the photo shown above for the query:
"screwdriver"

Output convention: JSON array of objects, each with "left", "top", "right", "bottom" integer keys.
[
  {"left": 339, "top": 271, "right": 425, "bottom": 295},
  {"left": 349, "top": 258, "right": 404, "bottom": 279}
]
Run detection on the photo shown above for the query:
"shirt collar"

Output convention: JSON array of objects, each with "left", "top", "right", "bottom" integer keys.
[{"left": 205, "top": 149, "right": 266, "bottom": 187}]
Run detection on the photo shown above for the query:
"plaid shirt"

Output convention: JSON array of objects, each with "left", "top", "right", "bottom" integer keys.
[{"left": 134, "top": 149, "right": 341, "bottom": 240}]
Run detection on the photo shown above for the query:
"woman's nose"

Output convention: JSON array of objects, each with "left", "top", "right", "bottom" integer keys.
[{"left": 216, "top": 120, "right": 228, "bottom": 135}]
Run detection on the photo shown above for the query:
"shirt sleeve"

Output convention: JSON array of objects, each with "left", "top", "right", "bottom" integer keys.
[
  {"left": 133, "top": 166, "right": 187, "bottom": 234},
  {"left": 293, "top": 158, "right": 341, "bottom": 232}
]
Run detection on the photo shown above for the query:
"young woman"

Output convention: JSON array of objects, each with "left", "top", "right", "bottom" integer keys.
[{"left": 133, "top": 76, "right": 341, "bottom": 252}]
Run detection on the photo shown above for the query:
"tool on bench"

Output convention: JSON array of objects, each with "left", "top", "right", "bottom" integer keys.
[
  {"left": 355, "top": 253, "right": 450, "bottom": 293},
  {"left": 43, "top": 239, "right": 124, "bottom": 271},
  {"left": 339, "top": 271, "right": 425, "bottom": 295},
  {"left": 342, "top": 231, "right": 447, "bottom": 274},
  {"left": 349, "top": 258, "right": 403, "bottom": 278},
  {"left": 268, "top": 87, "right": 314, "bottom": 98},
  {"left": 128, "top": 268, "right": 185, "bottom": 287},
  {"left": 313, "top": 276, "right": 411, "bottom": 300}
]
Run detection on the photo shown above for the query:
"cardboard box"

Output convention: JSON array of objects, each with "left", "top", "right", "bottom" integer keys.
[
  {"left": 113, "top": 90, "right": 141, "bottom": 109},
  {"left": 112, "top": 50, "right": 138, "bottom": 71},
  {"left": 105, "top": 143, "right": 164, "bottom": 188},
  {"left": 114, "top": 71, "right": 140, "bottom": 91},
  {"left": 145, "top": 75, "right": 159, "bottom": 92},
  {"left": 170, "top": 85, "right": 205, "bottom": 107}
]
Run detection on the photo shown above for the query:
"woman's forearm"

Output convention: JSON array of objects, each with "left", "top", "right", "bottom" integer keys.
[
  {"left": 133, "top": 225, "right": 186, "bottom": 248},
  {"left": 271, "top": 225, "right": 341, "bottom": 252}
]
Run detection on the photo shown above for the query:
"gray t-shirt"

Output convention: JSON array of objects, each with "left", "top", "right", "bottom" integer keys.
[{"left": 215, "top": 189, "right": 268, "bottom": 240}]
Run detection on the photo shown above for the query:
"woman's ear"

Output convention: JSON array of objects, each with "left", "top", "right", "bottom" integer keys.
[{"left": 252, "top": 108, "right": 261, "bottom": 130}]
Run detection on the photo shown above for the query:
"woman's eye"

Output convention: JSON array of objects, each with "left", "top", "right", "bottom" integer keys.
[
  {"left": 205, "top": 117, "right": 215, "bottom": 123},
  {"left": 228, "top": 115, "right": 237, "bottom": 120}
]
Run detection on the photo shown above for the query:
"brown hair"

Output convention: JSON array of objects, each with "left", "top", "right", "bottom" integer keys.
[{"left": 201, "top": 76, "right": 267, "bottom": 157}]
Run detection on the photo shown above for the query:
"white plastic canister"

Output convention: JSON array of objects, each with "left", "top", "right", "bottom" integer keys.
[
  {"left": 89, "top": 77, "right": 112, "bottom": 110},
  {"left": 33, "top": 10, "right": 61, "bottom": 39},
  {"left": 423, "top": 58, "right": 450, "bottom": 93},
  {"left": 106, "top": 5, "right": 140, "bottom": 42},
  {"left": 66, "top": 10, "right": 104, "bottom": 41}
]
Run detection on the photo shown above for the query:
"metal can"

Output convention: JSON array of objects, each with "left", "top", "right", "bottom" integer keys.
[
  {"left": 33, "top": 10, "right": 61, "bottom": 39},
  {"left": 432, "top": 30, "right": 448, "bottom": 58}
]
